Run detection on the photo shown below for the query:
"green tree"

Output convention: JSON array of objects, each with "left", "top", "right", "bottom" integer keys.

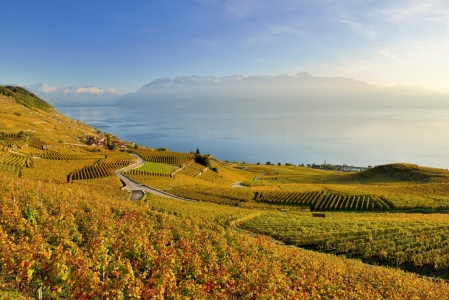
[
  {"left": 195, "top": 154, "right": 217, "bottom": 172},
  {"left": 106, "top": 134, "right": 112, "bottom": 150}
]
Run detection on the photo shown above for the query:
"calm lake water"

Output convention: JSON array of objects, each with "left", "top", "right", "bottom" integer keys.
[{"left": 58, "top": 106, "right": 449, "bottom": 169}]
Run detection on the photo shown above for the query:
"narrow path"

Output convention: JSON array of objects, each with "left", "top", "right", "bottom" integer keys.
[{"left": 116, "top": 153, "right": 196, "bottom": 201}]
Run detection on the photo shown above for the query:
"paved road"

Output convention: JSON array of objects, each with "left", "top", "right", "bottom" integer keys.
[
  {"left": 231, "top": 181, "right": 247, "bottom": 188},
  {"left": 116, "top": 153, "right": 196, "bottom": 201}
]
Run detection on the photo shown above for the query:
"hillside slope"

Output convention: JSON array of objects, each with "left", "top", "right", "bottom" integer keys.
[
  {"left": 0, "top": 92, "right": 99, "bottom": 146},
  {"left": 1, "top": 88, "right": 449, "bottom": 298},
  {"left": 0, "top": 86, "right": 53, "bottom": 112}
]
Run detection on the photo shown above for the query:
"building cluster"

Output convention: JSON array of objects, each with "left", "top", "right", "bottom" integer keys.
[
  {"left": 307, "top": 163, "right": 369, "bottom": 172},
  {"left": 86, "top": 136, "right": 128, "bottom": 149},
  {"left": 87, "top": 136, "right": 107, "bottom": 148}
]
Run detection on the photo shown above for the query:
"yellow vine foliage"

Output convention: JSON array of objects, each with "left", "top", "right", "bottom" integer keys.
[{"left": 1, "top": 172, "right": 449, "bottom": 299}]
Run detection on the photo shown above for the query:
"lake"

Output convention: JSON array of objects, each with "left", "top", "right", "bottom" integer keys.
[{"left": 57, "top": 106, "right": 449, "bottom": 169}]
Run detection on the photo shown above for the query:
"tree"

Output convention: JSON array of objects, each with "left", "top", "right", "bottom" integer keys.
[
  {"left": 106, "top": 134, "right": 113, "bottom": 150},
  {"left": 196, "top": 148, "right": 201, "bottom": 155},
  {"left": 195, "top": 154, "right": 218, "bottom": 172}
]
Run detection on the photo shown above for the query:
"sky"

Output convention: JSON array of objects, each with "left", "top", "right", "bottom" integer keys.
[{"left": 1, "top": 0, "right": 449, "bottom": 94}]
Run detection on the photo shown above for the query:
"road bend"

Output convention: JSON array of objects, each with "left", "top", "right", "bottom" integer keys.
[{"left": 116, "top": 153, "right": 196, "bottom": 202}]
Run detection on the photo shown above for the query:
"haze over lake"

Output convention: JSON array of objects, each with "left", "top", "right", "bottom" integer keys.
[{"left": 58, "top": 106, "right": 449, "bottom": 169}]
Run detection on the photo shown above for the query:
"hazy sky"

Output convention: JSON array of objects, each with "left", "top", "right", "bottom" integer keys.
[{"left": 1, "top": 0, "right": 449, "bottom": 93}]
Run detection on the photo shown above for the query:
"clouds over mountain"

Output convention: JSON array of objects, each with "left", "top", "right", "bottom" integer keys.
[{"left": 25, "top": 84, "right": 122, "bottom": 107}]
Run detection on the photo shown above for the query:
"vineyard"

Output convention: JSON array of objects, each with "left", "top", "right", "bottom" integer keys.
[
  {"left": 68, "top": 164, "right": 116, "bottom": 181},
  {"left": 334, "top": 164, "right": 449, "bottom": 184},
  {"left": 0, "top": 153, "right": 33, "bottom": 168},
  {"left": 17, "top": 145, "right": 45, "bottom": 157},
  {"left": 239, "top": 211, "right": 449, "bottom": 275},
  {"left": 16, "top": 144, "right": 110, "bottom": 160},
  {"left": 40, "top": 149, "right": 104, "bottom": 160},
  {"left": 21, "top": 159, "right": 99, "bottom": 183},
  {"left": 130, "top": 149, "right": 194, "bottom": 165},
  {"left": 98, "top": 157, "right": 136, "bottom": 167},
  {"left": 177, "top": 161, "right": 235, "bottom": 186},
  {"left": 0, "top": 162, "right": 20, "bottom": 174},
  {"left": 124, "top": 168, "right": 171, "bottom": 178},
  {"left": 255, "top": 190, "right": 391, "bottom": 211},
  {"left": 68, "top": 157, "right": 135, "bottom": 181},
  {"left": 2, "top": 174, "right": 449, "bottom": 298},
  {"left": 169, "top": 185, "right": 253, "bottom": 206},
  {"left": 178, "top": 162, "right": 205, "bottom": 176},
  {"left": 197, "top": 168, "right": 235, "bottom": 186},
  {"left": 0, "top": 146, "right": 9, "bottom": 159},
  {"left": 390, "top": 163, "right": 449, "bottom": 174},
  {"left": 146, "top": 194, "right": 262, "bottom": 226}
]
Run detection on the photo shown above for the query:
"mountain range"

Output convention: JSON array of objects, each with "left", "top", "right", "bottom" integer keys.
[
  {"left": 116, "top": 73, "right": 449, "bottom": 110},
  {"left": 16, "top": 73, "right": 449, "bottom": 109},
  {"left": 24, "top": 83, "right": 122, "bottom": 107}
]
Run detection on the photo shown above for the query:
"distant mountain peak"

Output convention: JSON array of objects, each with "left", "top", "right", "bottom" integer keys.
[
  {"left": 24, "top": 83, "right": 122, "bottom": 107},
  {"left": 137, "top": 72, "right": 320, "bottom": 92}
]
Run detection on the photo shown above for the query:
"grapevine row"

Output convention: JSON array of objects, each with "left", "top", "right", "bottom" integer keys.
[
  {"left": 1, "top": 153, "right": 33, "bottom": 168},
  {"left": 130, "top": 150, "right": 194, "bottom": 165},
  {"left": 68, "top": 164, "right": 116, "bottom": 181},
  {"left": 255, "top": 191, "right": 390, "bottom": 211}
]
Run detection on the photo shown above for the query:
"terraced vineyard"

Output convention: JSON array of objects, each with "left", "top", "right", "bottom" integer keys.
[
  {"left": 130, "top": 149, "right": 194, "bottom": 165},
  {"left": 198, "top": 168, "right": 235, "bottom": 186},
  {"left": 239, "top": 212, "right": 449, "bottom": 274},
  {"left": 41, "top": 149, "right": 103, "bottom": 160},
  {"left": 170, "top": 185, "right": 253, "bottom": 206},
  {"left": 22, "top": 159, "right": 99, "bottom": 183},
  {"left": 335, "top": 164, "right": 449, "bottom": 184},
  {"left": 68, "top": 164, "right": 116, "bottom": 181},
  {"left": 0, "top": 146, "right": 9, "bottom": 159},
  {"left": 177, "top": 162, "right": 234, "bottom": 186},
  {"left": 255, "top": 190, "right": 390, "bottom": 211},
  {"left": 147, "top": 194, "right": 262, "bottom": 226},
  {"left": 358, "top": 173, "right": 398, "bottom": 184},
  {"left": 391, "top": 163, "right": 449, "bottom": 174},
  {"left": 98, "top": 157, "right": 136, "bottom": 167},
  {"left": 68, "top": 157, "right": 135, "bottom": 181},
  {"left": 0, "top": 153, "right": 34, "bottom": 168},
  {"left": 316, "top": 225, "right": 449, "bottom": 270},
  {"left": 17, "top": 145, "right": 45, "bottom": 157},
  {"left": 178, "top": 162, "right": 205, "bottom": 176}
]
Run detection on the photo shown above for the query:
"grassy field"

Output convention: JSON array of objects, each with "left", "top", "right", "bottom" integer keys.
[{"left": 137, "top": 161, "right": 179, "bottom": 174}]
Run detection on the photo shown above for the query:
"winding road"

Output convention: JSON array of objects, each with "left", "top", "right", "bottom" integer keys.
[{"left": 116, "top": 153, "right": 196, "bottom": 201}]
